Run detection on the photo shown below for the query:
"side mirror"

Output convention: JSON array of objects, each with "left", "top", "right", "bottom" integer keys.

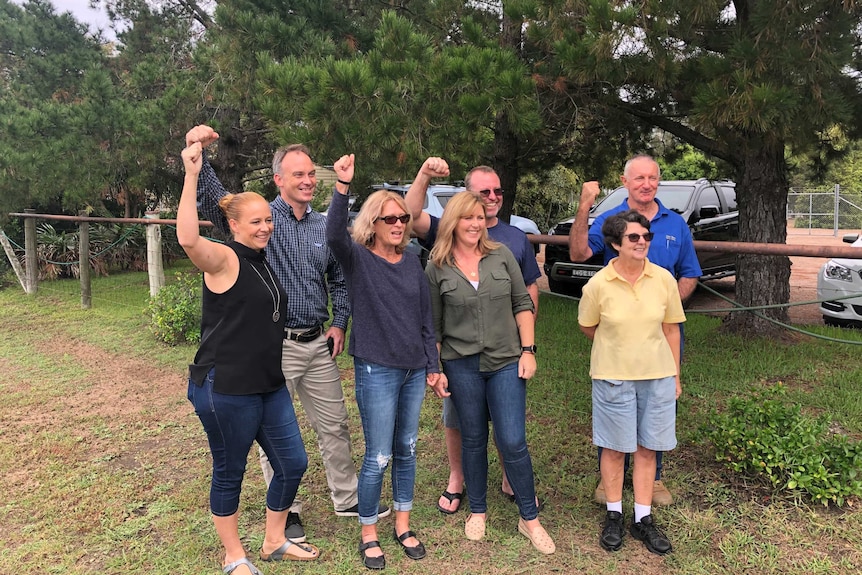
[
  {"left": 842, "top": 233, "right": 860, "bottom": 244},
  {"left": 699, "top": 205, "right": 720, "bottom": 219}
]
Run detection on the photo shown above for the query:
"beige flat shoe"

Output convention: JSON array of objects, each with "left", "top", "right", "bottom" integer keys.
[
  {"left": 518, "top": 518, "right": 556, "bottom": 555},
  {"left": 465, "top": 513, "right": 486, "bottom": 541}
]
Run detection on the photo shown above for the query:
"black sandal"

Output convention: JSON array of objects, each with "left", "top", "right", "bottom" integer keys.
[
  {"left": 393, "top": 529, "right": 427, "bottom": 560},
  {"left": 358, "top": 539, "right": 385, "bottom": 570},
  {"left": 437, "top": 490, "right": 465, "bottom": 514}
]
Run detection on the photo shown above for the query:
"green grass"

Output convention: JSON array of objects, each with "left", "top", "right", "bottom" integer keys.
[{"left": 1, "top": 267, "right": 861, "bottom": 574}]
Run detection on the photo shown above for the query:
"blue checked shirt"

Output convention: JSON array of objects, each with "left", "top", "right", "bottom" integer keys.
[{"left": 195, "top": 155, "right": 350, "bottom": 331}]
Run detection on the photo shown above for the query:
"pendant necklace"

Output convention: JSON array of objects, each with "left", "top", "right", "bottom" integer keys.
[
  {"left": 247, "top": 259, "right": 281, "bottom": 322},
  {"left": 455, "top": 255, "right": 478, "bottom": 278}
]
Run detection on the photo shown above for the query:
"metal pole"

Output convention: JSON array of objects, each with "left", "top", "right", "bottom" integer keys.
[
  {"left": 834, "top": 183, "right": 840, "bottom": 237},
  {"left": 79, "top": 210, "right": 91, "bottom": 309},
  {"left": 23, "top": 209, "right": 38, "bottom": 295}
]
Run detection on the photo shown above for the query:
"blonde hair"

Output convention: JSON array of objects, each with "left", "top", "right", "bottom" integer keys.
[
  {"left": 350, "top": 190, "right": 413, "bottom": 253},
  {"left": 429, "top": 191, "right": 500, "bottom": 268},
  {"left": 218, "top": 192, "right": 270, "bottom": 234}
]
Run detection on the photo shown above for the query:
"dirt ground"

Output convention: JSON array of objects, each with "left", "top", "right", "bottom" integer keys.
[{"left": 535, "top": 228, "right": 858, "bottom": 325}]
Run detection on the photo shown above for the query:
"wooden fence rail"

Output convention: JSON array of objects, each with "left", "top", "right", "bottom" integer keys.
[{"left": 6, "top": 212, "right": 862, "bottom": 312}]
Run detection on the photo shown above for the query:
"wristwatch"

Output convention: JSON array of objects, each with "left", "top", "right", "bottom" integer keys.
[{"left": 521, "top": 345, "right": 537, "bottom": 354}]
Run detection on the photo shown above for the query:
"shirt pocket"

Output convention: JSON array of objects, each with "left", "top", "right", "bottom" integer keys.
[
  {"left": 440, "top": 278, "right": 465, "bottom": 307},
  {"left": 488, "top": 270, "right": 512, "bottom": 300}
]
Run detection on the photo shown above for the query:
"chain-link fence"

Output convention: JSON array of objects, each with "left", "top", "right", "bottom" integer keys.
[{"left": 787, "top": 186, "right": 862, "bottom": 235}]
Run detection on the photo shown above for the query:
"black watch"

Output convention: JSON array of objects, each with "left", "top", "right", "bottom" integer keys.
[{"left": 521, "top": 345, "right": 537, "bottom": 354}]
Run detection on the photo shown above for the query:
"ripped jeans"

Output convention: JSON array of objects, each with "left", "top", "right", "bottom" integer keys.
[{"left": 354, "top": 358, "right": 426, "bottom": 525}]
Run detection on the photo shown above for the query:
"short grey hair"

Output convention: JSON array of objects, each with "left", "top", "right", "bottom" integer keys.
[
  {"left": 272, "top": 144, "right": 312, "bottom": 175},
  {"left": 623, "top": 154, "right": 661, "bottom": 179}
]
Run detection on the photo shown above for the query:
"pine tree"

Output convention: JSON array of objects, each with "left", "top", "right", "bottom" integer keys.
[{"left": 532, "top": 0, "right": 862, "bottom": 335}]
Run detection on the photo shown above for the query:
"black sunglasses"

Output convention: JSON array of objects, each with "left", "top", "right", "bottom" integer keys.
[
  {"left": 476, "top": 188, "right": 504, "bottom": 198},
  {"left": 624, "top": 232, "right": 654, "bottom": 242},
  {"left": 375, "top": 214, "right": 411, "bottom": 225}
]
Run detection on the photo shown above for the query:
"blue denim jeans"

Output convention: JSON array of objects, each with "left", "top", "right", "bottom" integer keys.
[
  {"left": 188, "top": 368, "right": 308, "bottom": 516},
  {"left": 354, "top": 358, "right": 426, "bottom": 525},
  {"left": 444, "top": 355, "right": 539, "bottom": 520}
]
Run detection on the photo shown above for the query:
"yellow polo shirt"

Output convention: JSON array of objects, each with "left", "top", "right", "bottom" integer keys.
[{"left": 578, "top": 258, "right": 686, "bottom": 380}]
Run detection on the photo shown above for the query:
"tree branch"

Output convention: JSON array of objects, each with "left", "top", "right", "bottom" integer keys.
[{"left": 614, "top": 101, "right": 739, "bottom": 166}]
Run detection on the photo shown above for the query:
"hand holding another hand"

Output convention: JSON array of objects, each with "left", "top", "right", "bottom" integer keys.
[{"left": 427, "top": 372, "right": 450, "bottom": 398}]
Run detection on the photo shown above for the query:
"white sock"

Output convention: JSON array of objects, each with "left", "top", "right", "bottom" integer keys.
[
  {"left": 634, "top": 503, "right": 651, "bottom": 523},
  {"left": 607, "top": 500, "right": 622, "bottom": 514}
]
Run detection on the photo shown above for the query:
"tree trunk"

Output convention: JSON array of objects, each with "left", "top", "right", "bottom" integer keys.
[
  {"left": 721, "top": 136, "right": 791, "bottom": 336},
  {"left": 211, "top": 108, "right": 244, "bottom": 194},
  {"left": 493, "top": 110, "right": 519, "bottom": 222},
  {"left": 495, "top": 7, "right": 522, "bottom": 222}
]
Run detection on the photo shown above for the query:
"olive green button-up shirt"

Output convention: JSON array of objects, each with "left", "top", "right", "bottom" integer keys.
[{"left": 426, "top": 246, "right": 534, "bottom": 372}]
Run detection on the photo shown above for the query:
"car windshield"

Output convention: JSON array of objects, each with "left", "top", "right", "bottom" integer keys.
[{"left": 593, "top": 184, "right": 695, "bottom": 215}]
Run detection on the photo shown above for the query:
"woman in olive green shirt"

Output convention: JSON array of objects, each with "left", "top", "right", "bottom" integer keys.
[{"left": 425, "top": 191, "right": 554, "bottom": 555}]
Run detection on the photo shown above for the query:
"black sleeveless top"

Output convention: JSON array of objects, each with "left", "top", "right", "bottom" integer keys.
[{"left": 189, "top": 241, "right": 287, "bottom": 394}]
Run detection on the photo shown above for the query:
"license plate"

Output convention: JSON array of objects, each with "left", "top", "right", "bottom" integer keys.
[{"left": 569, "top": 269, "right": 596, "bottom": 278}]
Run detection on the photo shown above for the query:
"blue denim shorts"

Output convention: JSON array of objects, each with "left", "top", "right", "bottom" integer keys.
[
  {"left": 442, "top": 395, "right": 460, "bottom": 429},
  {"left": 592, "top": 377, "right": 677, "bottom": 453}
]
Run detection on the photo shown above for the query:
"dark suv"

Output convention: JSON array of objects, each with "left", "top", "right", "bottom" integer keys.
[{"left": 544, "top": 179, "right": 739, "bottom": 295}]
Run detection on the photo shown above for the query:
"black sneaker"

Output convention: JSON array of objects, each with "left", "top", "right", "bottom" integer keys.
[
  {"left": 630, "top": 514, "right": 672, "bottom": 555},
  {"left": 335, "top": 503, "right": 391, "bottom": 518},
  {"left": 600, "top": 511, "right": 624, "bottom": 552},
  {"left": 284, "top": 512, "right": 306, "bottom": 543}
]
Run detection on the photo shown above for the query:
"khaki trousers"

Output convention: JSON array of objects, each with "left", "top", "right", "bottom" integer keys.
[{"left": 260, "top": 334, "right": 358, "bottom": 513}]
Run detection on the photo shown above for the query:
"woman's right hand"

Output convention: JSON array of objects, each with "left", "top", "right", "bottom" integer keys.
[
  {"left": 518, "top": 352, "right": 537, "bottom": 380},
  {"left": 181, "top": 142, "right": 203, "bottom": 177}
]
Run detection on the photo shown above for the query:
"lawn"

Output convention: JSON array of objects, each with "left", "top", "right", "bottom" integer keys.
[{"left": 0, "top": 267, "right": 860, "bottom": 575}]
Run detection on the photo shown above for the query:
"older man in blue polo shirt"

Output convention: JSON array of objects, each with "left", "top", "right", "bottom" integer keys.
[{"left": 569, "top": 154, "right": 701, "bottom": 506}]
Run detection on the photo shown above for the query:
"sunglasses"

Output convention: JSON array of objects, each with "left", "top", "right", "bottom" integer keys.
[
  {"left": 375, "top": 214, "right": 411, "bottom": 225},
  {"left": 476, "top": 188, "right": 504, "bottom": 198},
  {"left": 624, "top": 232, "right": 654, "bottom": 242}
]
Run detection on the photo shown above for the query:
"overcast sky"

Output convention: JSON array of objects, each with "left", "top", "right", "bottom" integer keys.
[
  {"left": 11, "top": 0, "right": 117, "bottom": 38},
  {"left": 58, "top": 0, "right": 115, "bottom": 36}
]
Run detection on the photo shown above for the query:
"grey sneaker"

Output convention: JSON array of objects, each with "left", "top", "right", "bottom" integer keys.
[{"left": 284, "top": 512, "right": 306, "bottom": 543}]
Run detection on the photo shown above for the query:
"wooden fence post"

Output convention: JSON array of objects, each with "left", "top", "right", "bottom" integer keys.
[
  {"left": 24, "top": 209, "right": 38, "bottom": 295},
  {"left": 79, "top": 211, "right": 91, "bottom": 309},
  {"left": 145, "top": 211, "right": 165, "bottom": 297}
]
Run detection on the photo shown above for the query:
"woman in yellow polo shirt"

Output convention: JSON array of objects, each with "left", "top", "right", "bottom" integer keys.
[{"left": 578, "top": 209, "right": 684, "bottom": 557}]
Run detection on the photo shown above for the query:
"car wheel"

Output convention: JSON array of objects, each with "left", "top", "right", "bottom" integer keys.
[{"left": 823, "top": 315, "right": 862, "bottom": 329}]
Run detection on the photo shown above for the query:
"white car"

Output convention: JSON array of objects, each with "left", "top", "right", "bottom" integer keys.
[{"left": 817, "top": 231, "right": 862, "bottom": 327}]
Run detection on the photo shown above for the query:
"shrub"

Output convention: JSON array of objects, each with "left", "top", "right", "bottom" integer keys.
[
  {"left": 146, "top": 271, "right": 202, "bottom": 345},
  {"left": 702, "top": 383, "right": 862, "bottom": 506}
]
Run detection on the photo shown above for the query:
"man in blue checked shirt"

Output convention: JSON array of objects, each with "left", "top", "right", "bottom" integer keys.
[
  {"left": 568, "top": 154, "right": 701, "bottom": 509},
  {"left": 185, "top": 126, "right": 390, "bottom": 546}
]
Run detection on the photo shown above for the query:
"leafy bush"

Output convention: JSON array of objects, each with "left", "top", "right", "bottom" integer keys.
[
  {"left": 703, "top": 383, "right": 862, "bottom": 506},
  {"left": 515, "top": 165, "right": 580, "bottom": 233},
  {"left": 146, "top": 271, "right": 202, "bottom": 345}
]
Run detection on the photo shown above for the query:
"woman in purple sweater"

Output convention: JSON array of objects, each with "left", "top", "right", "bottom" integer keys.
[{"left": 325, "top": 154, "right": 447, "bottom": 570}]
